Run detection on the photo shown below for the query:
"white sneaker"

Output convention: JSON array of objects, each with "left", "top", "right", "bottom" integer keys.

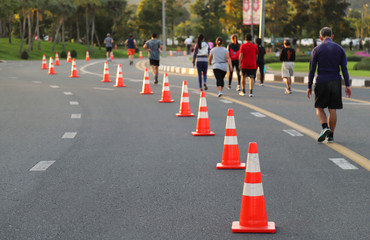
[
  {"left": 217, "top": 92, "right": 222, "bottom": 97},
  {"left": 236, "top": 85, "right": 240, "bottom": 91},
  {"left": 249, "top": 93, "right": 254, "bottom": 97},
  {"left": 239, "top": 91, "right": 245, "bottom": 96},
  {"left": 284, "top": 88, "right": 290, "bottom": 94},
  {"left": 259, "top": 83, "right": 264, "bottom": 86}
]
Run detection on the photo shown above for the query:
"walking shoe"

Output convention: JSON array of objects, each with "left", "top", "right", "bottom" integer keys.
[
  {"left": 284, "top": 88, "right": 290, "bottom": 94},
  {"left": 236, "top": 85, "right": 240, "bottom": 91},
  {"left": 327, "top": 136, "right": 334, "bottom": 143},
  {"left": 260, "top": 83, "right": 264, "bottom": 86},
  {"left": 203, "top": 83, "right": 208, "bottom": 91},
  {"left": 217, "top": 92, "right": 222, "bottom": 97},
  {"left": 317, "top": 128, "right": 331, "bottom": 142},
  {"left": 227, "top": 85, "right": 231, "bottom": 89},
  {"left": 249, "top": 93, "right": 254, "bottom": 97},
  {"left": 199, "top": 88, "right": 203, "bottom": 91},
  {"left": 154, "top": 77, "right": 158, "bottom": 84},
  {"left": 239, "top": 91, "right": 245, "bottom": 96}
]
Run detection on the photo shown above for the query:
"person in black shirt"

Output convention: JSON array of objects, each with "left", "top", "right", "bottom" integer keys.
[
  {"left": 279, "top": 39, "right": 295, "bottom": 94},
  {"left": 227, "top": 35, "right": 241, "bottom": 90},
  {"left": 256, "top": 38, "right": 266, "bottom": 86}
]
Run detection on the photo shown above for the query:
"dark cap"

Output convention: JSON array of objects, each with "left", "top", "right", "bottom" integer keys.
[{"left": 284, "top": 39, "right": 291, "bottom": 46}]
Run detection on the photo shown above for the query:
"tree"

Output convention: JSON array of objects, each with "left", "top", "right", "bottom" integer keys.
[
  {"left": 223, "top": 0, "right": 243, "bottom": 37},
  {"left": 165, "top": 0, "right": 190, "bottom": 45},
  {"left": 265, "top": 0, "right": 290, "bottom": 48},
  {"left": 136, "top": 0, "right": 162, "bottom": 40}
]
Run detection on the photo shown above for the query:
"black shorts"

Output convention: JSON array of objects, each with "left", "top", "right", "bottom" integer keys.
[
  {"left": 213, "top": 69, "right": 227, "bottom": 87},
  {"left": 314, "top": 80, "right": 343, "bottom": 109},
  {"left": 241, "top": 69, "right": 257, "bottom": 78},
  {"left": 150, "top": 59, "right": 160, "bottom": 66},
  {"left": 106, "top": 47, "right": 112, "bottom": 52}
]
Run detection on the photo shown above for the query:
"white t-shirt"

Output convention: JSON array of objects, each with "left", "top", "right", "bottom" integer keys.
[{"left": 184, "top": 38, "right": 192, "bottom": 45}]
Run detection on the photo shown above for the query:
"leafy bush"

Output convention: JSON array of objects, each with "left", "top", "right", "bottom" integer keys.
[
  {"left": 353, "top": 58, "right": 370, "bottom": 70},
  {"left": 60, "top": 51, "right": 67, "bottom": 58},
  {"left": 71, "top": 49, "right": 77, "bottom": 58},
  {"left": 21, "top": 50, "right": 28, "bottom": 59}
]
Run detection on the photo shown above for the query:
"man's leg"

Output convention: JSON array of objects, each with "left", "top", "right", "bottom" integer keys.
[
  {"left": 328, "top": 109, "right": 337, "bottom": 132},
  {"left": 154, "top": 65, "right": 159, "bottom": 84},
  {"left": 240, "top": 74, "right": 246, "bottom": 95},
  {"left": 249, "top": 77, "right": 255, "bottom": 96},
  {"left": 316, "top": 108, "right": 331, "bottom": 142}
]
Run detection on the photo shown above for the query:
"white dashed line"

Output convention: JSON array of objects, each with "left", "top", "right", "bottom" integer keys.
[
  {"left": 251, "top": 112, "right": 266, "bottom": 117},
  {"left": 93, "top": 87, "right": 114, "bottom": 91},
  {"left": 8, "top": 77, "right": 17, "bottom": 79},
  {"left": 64, "top": 92, "right": 73, "bottom": 95},
  {"left": 283, "top": 129, "right": 303, "bottom": 136},
  {"left": 30, "top": 161, "right": 55, "bottom": 171},
  {"left": 329, "top": 158, "right": 358, "bottom": 170},
  {"left": 62, "top": 132, "right": 77, "bottom": 139},
  {"left": 71, "top": 114, "right": 81, "bottom": 119},
  {"left": 220, "top": 99, "right": 233, "bottom": 104},
  {"left": 69, "top": 101, "right": 79, "bottom": 105},
  {"left": 32, "top": 81, "right": 42, "bottom": 84},
  {"left": 50, "top": 85, "right": 60, "bottom": 88}
]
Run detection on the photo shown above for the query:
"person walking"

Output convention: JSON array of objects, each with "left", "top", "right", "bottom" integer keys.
[
  {"left": 239, "top": 34, "right": 259, "bottom": 97},
  {"left": 192, "top": 34, "right": 210, "bottom": 91},
  {"left": 256, "top": 38, "right": 266, "bottom": 86},
  {"left": 125, "top": 34, "right": 137, "bottom": 66},
  {"left": 280, "top": 39, "right": 295, "bottom": 94},
  {"left": 184, "top": 36, "right": 193, "bottom": 55},
  {"left": 307, "top": 27, "right": 351, "bottom": 143},
  {"left": 227, "top": 34, "right": 241, "bottom": 90},
  {"left": 104, "top": 33, "right": 114, "bottom": 61},
  {"left": 208, "top": 37, "right": 233, "bottom": 97},
  {"left": 143, "top": 33, "right": 163, "bottom": 84}
]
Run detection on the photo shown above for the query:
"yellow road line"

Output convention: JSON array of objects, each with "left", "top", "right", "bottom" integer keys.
[{"left": 137, "top": 59, "right": 370, "bottom": 171}]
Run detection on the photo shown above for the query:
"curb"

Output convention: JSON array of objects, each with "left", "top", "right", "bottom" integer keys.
[{"left": 159, "top": 65, "right": 370, "bottom": 88}]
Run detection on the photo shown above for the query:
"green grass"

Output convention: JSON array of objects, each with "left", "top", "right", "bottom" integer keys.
[
  {"left": 0, "top": 38, "right": 185, "bottom": 61},
  {"left": 266, "top": 62, "right": 370, "bottom": 77}
]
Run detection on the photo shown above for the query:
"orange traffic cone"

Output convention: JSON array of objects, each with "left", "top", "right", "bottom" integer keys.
[
  {"left": 192, "top": 91, "right": 215, "bottom": 136},
  {"left": 86, "top": 51, "right": 90, "bottom": 61},
  {"left": 232, "top": 142, "right": 276, "bottom": 233},
  {"left": 69, "top": 58, "right": 80, "bottom": 78},
  {"left": 114, "top": 43, "right": 117, "bottom": 50},
  {"left": 183, "top": 50, "right": 187, "bottom": 56},
  {"left": 41, "top": 54, "right": 47, "bottom": 70},
  {"left": 48, "top": 57, "right": 56, "bottom": 75},
  {"left": 67, "top": 51, "right": 71, "bottom": 62},
  {"left": 55, "top": 53, "right": 60, "bottom": 66},
  {"left": 101, "top": 61, "right": 112, "bottom": 82},
  {"left": 217, "top": 109, "right": 245, "bottom": 169},
  {"left": 158, "top": 73, "right": 174, "bottom": 103},
  {"left": 140, "top": 68, "right": 153, "bottom": 94},
  {"left": 110, "top": 51, "right": 114, "bottom": 61},
  {"left": 176, "top": 80, "right": 194, "bottom": 117},
  {"left": 139, "top": 51, "right": 143, "bottom": 59},
  {"left": 170, "top": 50, "right": 173, "bottom": 57},
  {"left": 113, "top": 64, "right": 126, "bottom": 87}
]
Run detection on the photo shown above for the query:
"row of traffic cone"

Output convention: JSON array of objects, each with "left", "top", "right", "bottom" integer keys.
[{"left": 139, "top": 69, "right": 275, "bottom": 233}]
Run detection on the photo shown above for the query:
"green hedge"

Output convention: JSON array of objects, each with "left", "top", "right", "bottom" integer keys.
[
  {"left": 353, "top": 58, "right": 370, "bottom": 70},
  {"left": 264, "top": 53, "right": 362, "bottom": 64}
]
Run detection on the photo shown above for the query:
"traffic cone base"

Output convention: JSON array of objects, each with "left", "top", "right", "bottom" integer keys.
[
  {"left": 158, "top": 99, "right": 174, "bottom": 103},
  {"left": 140, "top": 92, "right": 153, "bottom": 95},
  {"left": 191, "top": 131, "right": 215, "bottom": 136},
  {"left": 176, "top": 113, "right": 194, "bottom": 117},
  {"left": 232, "top": 221, "right": 276, "bottom": 233},
  {"left": 217, "top": 162, "right": 245, "bottom": 169}
]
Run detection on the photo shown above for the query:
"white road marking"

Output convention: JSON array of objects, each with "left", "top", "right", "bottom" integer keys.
[
  {"left": 283, "top": 129, "right": 303, "bottom": 136},
  {"left": 93, "top": 87, "right": 114, "bottom": 91},
  {"left": 32, "top": 81, "right": 42, "bottom": 83},
  {"left": 30, "top": 161, "right": 55, "bottom": 171},
  {"left": 220, "top": 99, "right": 233, "bottom": 104},
  {"left": 71, "top": 114, "right": 81, "bottom": 119},
  {"left": 329, "top": 158, "right": 358, "bottom": 170},
  {"left": 69, "top": 101, "right": 79, "bottom": 105},
  {"left": 62, "top": 132, "right": 77, "bottom": 139},
  {"left": 64, "top": 92, "right": 73, "bottom": 95},
  {"left": 251, "top": 112, "right": 266, "bottom": 117},
  {"left": 49, "top": 85, "right": 60, "bottom": 88},
  {"left": 343, "top": 102, "right": 370, "bottom": 106},
  {"left": 125, "top": 78, "right": 142, "bottom": 82},
  {"left": 8, "top": 77, "right": 17, "bottom": 79}
]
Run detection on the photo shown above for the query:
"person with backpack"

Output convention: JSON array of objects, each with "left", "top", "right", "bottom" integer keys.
[
  {"left": 192, "top": 34, "right": 210, "bottom": 91},
  {"left": 227, "top": 34, "right": 241, "bottom": 91}
]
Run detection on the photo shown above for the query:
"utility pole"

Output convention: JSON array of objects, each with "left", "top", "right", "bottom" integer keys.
[
  {"left": 162, "top": 0, "right": 166, "bottom": 57},
  {"left": 251, "top": 0, "right": 253, "bottom": 36},
  {"left": 259, "top": 0, "right": 265, "bottom": 45}
]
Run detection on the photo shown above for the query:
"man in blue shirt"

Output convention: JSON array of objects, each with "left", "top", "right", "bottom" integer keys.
[{"left": 307, "top": 27, "right": 352, "bottom": 143}]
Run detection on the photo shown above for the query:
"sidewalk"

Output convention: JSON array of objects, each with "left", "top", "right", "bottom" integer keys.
[{"left": 159, "top": 54, "right": 370, "bottom": 88}]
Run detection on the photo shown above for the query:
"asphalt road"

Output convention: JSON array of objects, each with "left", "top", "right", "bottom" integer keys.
[{"left": 0, "top": 58, "right": 369, "bottom": 240}]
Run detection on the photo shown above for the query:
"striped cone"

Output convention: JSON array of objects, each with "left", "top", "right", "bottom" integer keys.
[
  {"left": 158, "top": 73, "right": 174, "bottom": 103},
  {"left": 176, "top": 81, "right": 194, "bottom": 117},
  {"left": 101, "top": 61, "right": 112, "bottom": 82},
  {"left": 217, "top": 109, "right": 245, "bottom": 169},
  {"left": 140, "top": 68, "right": 153, "bottom": 94},
  {"left": 69, "top": 58, "right": 80, "bottom": 78},
  {"left": 113, "top": 64, "right": 126, "bottom": 87},
  {"left": 41, "top": 54, "right": 47, "bottom": 69},
  {"left": 55, "top": 53, "right": 60, "bottom": 66},
  {"left": 183, "top": 50, "right": 187, "bottom": 56},
  {"left": 48, "top": 57, "right": 56, "bottom": 75},
  {"left": 111, "top": 51, "right": 114, "bottom": 61},
  {"left": 139, "top": 51, "right": 143, "bottom": 59},
  {"left": 67, "top": 51, "right": 71, "bottom": 62},
  {"left": 170, "top": 50, "right": 173, "bottom": 57},
  {"left": 86, "top": 51, "right": 90, "bottom": 61},
  {"left": 232, "top": 142, "right": 276, "bottom": 233},
  {"left": 192, "top": 91, "right": 215, "bottom": 136}
]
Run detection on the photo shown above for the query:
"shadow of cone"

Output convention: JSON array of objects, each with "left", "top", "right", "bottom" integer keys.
[
  {"left": 140, "top": 68, "right": 153, "bottom": 94},
  {"left": 217, "top": 109, "right": 245, "bottom": 169},
  {"left": 176, "top": 81, "right": 194, "bottom": 117},
  {"left": 158, "top": 73, "right": 174, "bottom": 102},
  {"left": 232, "top": 142, "right": 275, "bottom": 233},
  {"left": 192, "top": 91, "right": 215, "bottom": 136},
  {"left": 113, "top": 64, "right": 126, "bottom": 87}
]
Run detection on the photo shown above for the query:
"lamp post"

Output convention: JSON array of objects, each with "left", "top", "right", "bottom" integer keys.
[
  {"left": 162, "top": 0, "right": 166, "bottom": 57},
  {"left": 259, "top": 0, "right": 265, "bottom": 46}
]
